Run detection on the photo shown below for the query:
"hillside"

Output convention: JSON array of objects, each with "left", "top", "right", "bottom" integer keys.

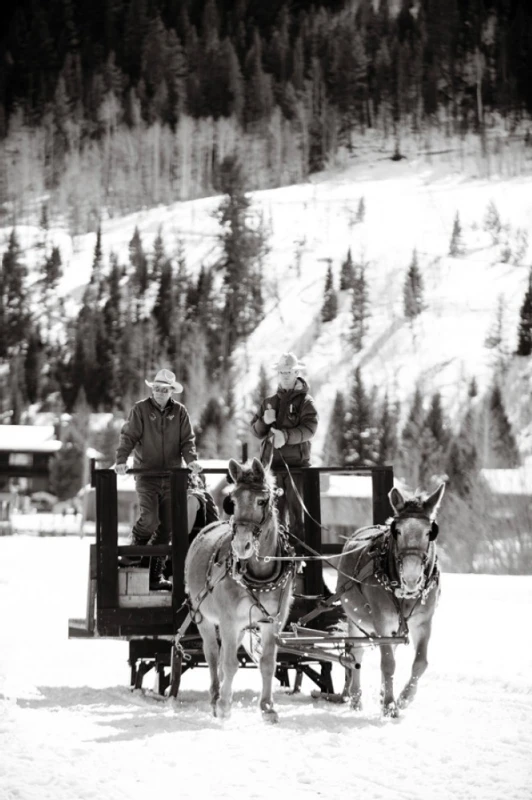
[{"left": 3, "top": 152, "right": 532, "bottom": 469}]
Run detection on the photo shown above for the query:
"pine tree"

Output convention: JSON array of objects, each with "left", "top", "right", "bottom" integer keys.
[
  {"left": 323, "top": 390, "right": 346, "bottom": 467},
  {"left": 44, "top": 246, "right": 62, "bottom": 288},
  {"left": 446, "top": 407, "right": 478, "bottom": 499},
  {"left": 516, "top": 269, "right": 532, "bottom": 356},
  {"left": 339, "top": 248, "right": 354, "bottom": 290},
  {"left": 377, "top": 392, "right": 398, "bottom": 465},
  {"left": 483, "top": 200, "right": 501, "bottom": 242},
  {"left": 399, "top": 386, "right": 424, "bottom": 487},
  {"left": 91, "top": 227, "right": 104, "bottom": 294},
  {"left": 487, "top": 384, "right": 520, "bottom": 468},
  {"left": 215, "top": 155, "right": 268, "bottom": 367},
  {"left": 251, "top": 364, "right": 270, "bottom": 416},
  {"left": 129, "top": 227, "right": 148, "bottom": 297},
  {"left": 151, "top": 227, "right": 166, "bottom": 283},
  {"left": 349, "top": 257, "right": 369, "bottom": 351},
  {"left": 49, "top": 428, "right": 85, "bottom": 500},
  {"left": 344, "top": 368, "right": 378, "bottom": 466},
  {"left": 403, "top": 248, "right": 424, "bottom": 318},
  {"left": 321, "top": 262, "right": 338, "bottom": 322},
  {"left": 0, "top": 229, "right": 29, "bottom": 358},
  {"left": 24, "top": 329, "right": 43, "bottom": 404},
  {"left": 425, "top": 392, "right": 450, "bottom": 452},
  {"left": 449, "top": 212, "right": 465, "bottom": 257},
  {"left": 153, "top": 259, "right": 174, "bottom": 342},
  {"left": 356, "top": 196, "right": 366, "bottom": 223}
]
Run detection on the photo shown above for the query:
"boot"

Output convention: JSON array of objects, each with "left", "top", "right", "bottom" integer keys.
[
  {"left": 119, "top": 533, "right": 149, "bottom": 567},
  {"left": 149, "top": 557, "right": 172, "bottom": 591}
]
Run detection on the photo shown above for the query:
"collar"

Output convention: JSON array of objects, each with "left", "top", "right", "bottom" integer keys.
[
  {"left": 148, "top": 396, "right": 174, "bottom": 413},
  {"left": 277, "top": 377, "right": 305, "bottom": 395}
]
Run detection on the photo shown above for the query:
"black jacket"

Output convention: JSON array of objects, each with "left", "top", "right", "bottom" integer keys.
[
  {"left": 115, "top": 397, "right": 197, "bottom": 470},
  {"left": 250, "top": 378, "right": 318, "bottom": 467}
]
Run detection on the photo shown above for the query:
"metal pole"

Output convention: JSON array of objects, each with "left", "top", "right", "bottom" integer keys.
[
  {"left": 96, "top": 469, "right": 118, "bottom": 625},
  {"left": 302, "top": 468, "right": 323, "bottom": 595},
  {"left": 371, "top": 467, "right": 394, "bottom": 525}
]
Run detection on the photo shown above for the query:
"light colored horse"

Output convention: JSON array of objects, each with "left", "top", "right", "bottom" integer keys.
[
  {"left": 336, "top": 482, "right": 445, "bottom": 717},
  {"left": 184, "top": 457, "right": 294, "bottom": 722}
]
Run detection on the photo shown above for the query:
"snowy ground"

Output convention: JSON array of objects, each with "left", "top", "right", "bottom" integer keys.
[{"left": 1, "top": 535, "right": 531, "bottom": 800}]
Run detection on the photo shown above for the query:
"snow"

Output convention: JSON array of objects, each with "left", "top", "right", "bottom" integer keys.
[{"left": 1, "top": 534, "right": 531, "bottom": 800}]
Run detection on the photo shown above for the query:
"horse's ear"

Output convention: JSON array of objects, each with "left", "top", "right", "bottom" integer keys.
[
  {"left": 423, "top": 482, "right": 446, "bottom": 519},
  {"left": 228, "top": 458, "right": 242, "bottom": 484},
  {"left": 251, "top": 457, "right": 266, "bottom": 480},
  {"left": 389, "top": 486, "right": 406, "bottom": 515}
]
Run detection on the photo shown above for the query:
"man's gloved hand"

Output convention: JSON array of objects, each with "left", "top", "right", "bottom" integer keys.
[
  {"left": 114, "top": 463, "right": 128, "bottom": 475},
  {"left": 188, "top": 460, "right": 203, "bottom": 474},
  {"left": 271, "top": 428, "right": 286, "bottom": 449},
  {"left": 263, "top": 403, "right": 276, "bottom": 425}
]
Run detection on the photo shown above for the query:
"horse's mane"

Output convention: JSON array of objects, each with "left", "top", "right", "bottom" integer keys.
[
  {"left": 387, "top": 493, "right": 433, "bottom": 524},
  {"left": 235, "top": 462, "right": 275, "bottom": 492}
]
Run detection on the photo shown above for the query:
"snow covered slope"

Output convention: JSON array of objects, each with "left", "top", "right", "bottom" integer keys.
[{"left": 3, "top": 157, "right": 532, "bottom": 462}]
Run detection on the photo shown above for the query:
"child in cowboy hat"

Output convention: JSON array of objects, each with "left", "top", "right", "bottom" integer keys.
[
  {"left": 250, "top": 352, "right": 318, "bottom": 541},
  {"left": 114, "top": 368, "right": 203, "bottom": 590}
]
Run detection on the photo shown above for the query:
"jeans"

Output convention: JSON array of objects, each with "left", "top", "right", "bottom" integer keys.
[{"left": 132, "top": 476, "right": 172, "bottom": 545}]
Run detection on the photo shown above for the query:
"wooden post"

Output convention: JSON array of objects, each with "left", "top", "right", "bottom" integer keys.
[
  {"left": 170, "top": 468, "right": 189, "bottom": 630},
  {"left": 96, "top": 469, "right": 118, "bottom": 627},
  {"left": 302, "top": 468, "right": 323, "bottom": 595},
  {"left": 371, "top": 467, "right": 394, "bottom": 525}
]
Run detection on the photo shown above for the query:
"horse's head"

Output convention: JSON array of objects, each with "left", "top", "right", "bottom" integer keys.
[
  {"left": 227, "top": 457, "right": 276, "bottom": 563},
  {"left": 388, "top": 482, "right": 445, "bottom": 596}
]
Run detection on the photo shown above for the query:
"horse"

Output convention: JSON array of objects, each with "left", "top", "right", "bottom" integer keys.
[
  {"left": 184, "top": 457, "right": 295, "bottom": 723},
  {"left": 336, "top": 482, "right": 445, "bottom": 717}
]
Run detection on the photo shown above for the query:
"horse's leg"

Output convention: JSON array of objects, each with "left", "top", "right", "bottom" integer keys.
[
  {"left": 258, "top": 621, "right": 279, "bottom": 723},
  {"left": 197, "top": 620, "right": 220, "bottom": 716},
  {"left": 379, "top": 643, "right": 398, "bottom": 717},
  {"left": 398, "top": 620, "right": 432, "bottom": 709},
  {"left": 216, "top": 622, "right": 243, "bottom": 720},
  {"left": 346, "top": 623, "right": 364, "bottom": 710}
]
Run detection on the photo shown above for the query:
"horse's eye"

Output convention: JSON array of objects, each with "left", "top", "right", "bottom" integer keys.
[{"left": 257, "top": 498, "right": 267, "bottom": 507}]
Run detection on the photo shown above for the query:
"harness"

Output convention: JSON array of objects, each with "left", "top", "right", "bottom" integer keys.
[
  {"left": 374, "top": 526, "right": 440, "bottom": 604},
  {"left": 189, "top": 486, "right": 296, "bottom": 627}
]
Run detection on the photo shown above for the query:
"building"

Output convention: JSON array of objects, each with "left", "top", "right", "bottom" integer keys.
[{"left": 0, "top": 425, "right": 62, "bottom": 493}]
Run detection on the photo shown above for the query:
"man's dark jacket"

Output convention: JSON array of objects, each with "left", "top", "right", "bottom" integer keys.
[
  {"left": 115, "top": 397, "right": 197, "bottom": 470},
  {"left": 250, "top": 377, "right": 318, "bottom": 468}
]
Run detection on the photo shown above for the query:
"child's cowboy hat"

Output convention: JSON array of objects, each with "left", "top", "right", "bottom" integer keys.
[
  {"left": 145, "top": 368, "right": 183, "bottom": 393},
  {"left": 272, "top": 352, "right": 306, "bottom": 371}
]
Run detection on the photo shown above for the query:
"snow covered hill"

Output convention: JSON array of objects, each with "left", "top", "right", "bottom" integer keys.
[{"left": 3, "top": 155, "right": 532, "bottom": 464}]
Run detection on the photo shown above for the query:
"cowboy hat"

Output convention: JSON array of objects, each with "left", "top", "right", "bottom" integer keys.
[
  {"left": 145, "top": 368, "right": 183, "bottom": 393},
  {"left": 271, "top": 352, "right": 306, "bottom": 371}
]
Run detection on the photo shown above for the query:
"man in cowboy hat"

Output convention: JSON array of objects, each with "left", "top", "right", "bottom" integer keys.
[
  {"left": 114, "top": 368, "right": 203, "bottom": 590},
  {"left": 250, "top": 352, "right": 318, "bottom": 541}
]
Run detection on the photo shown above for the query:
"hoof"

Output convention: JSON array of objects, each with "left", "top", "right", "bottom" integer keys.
[
  {"left": 262, "top": 708, "right": 279, "bottom": 724},
  {"left": 397, "top": 693, "right": 411, "bottom": 710},
  {"left": 349, "top": 697, "right": 362, "bottom": 711},
  {"left": 216, "top": 702, "right": 231, "bottom": 720},
  {"left": 382, "top": 702, "right": 399, "bottom": 718}
]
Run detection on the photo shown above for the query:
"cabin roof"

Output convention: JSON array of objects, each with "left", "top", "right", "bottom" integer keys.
[
  {"left": 0, "top": 425, "right": 62, "bottom": 453},
  {"left": 480, "top": 466, "right": 532, "bottom": 496}
]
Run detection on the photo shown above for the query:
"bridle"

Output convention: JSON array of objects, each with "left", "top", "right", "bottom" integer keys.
[
  {"left": 388, "top": 512, "right": 439, "bottom": 600},
  {"left": 230, "top": 482, "right": 275, "bottom": 559}
]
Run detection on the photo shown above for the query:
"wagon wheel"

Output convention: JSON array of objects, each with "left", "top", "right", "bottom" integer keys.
[{"left": 169, "top": 643, "right": 183, "bottom": 697}]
